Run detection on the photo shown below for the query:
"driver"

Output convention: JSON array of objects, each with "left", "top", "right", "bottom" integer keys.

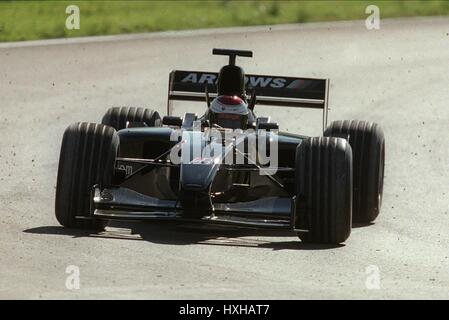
[{"left": 205, "top": 95, "right": 251, "bottom": 129}]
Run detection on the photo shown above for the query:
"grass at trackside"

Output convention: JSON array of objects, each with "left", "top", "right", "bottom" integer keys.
[{"left": 1, "top": 0, "right": 449, "bottom": 42}]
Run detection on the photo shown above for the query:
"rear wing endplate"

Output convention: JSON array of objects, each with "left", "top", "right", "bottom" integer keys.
[{"left": 167, "top": 70, "right": 330, "bottom": 131}]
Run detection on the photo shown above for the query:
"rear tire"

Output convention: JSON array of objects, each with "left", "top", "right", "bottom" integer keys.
[
  {"left": 101, "top": 107, "right": 161, "bottom": 130},
  {"left": 324, "top": 120, "right": 385, "bottom": 223},
  {"left": 55, "top": 122, "right": 119, "bottom": 229},
  {"left": 294, "top": 137, "right": 352, "bottom": 244}
]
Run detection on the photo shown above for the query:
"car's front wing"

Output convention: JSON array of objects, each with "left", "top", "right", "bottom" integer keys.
[{"left": 80, "top": 186, "right": 307, "bottom": 231}]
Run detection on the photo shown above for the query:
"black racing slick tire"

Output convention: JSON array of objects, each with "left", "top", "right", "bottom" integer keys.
[
  {"left": 55, "top": 122, "right": 119, "bottom": 229},
  {"left": 294, "top": 137, "right": 353, "bottom": 244},
  {"left": 324, "top": 120, "right": 385, "bottom": 223},
  {"left": 101, "top": 107, "right": 161, "bottom": 130}
]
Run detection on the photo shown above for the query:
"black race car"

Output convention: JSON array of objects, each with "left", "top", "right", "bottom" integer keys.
[{"left": 55, "top": 49, "right": 385, "bottom": 244}]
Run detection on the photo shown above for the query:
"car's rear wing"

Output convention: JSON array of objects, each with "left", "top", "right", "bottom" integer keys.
[{"left": 167, "top": 70, "right": 330, "bottom": 130}]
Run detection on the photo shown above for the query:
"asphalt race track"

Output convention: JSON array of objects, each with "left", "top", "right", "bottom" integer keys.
[{"left": 0, "top": 17, "right": 448, "bottom": 299}]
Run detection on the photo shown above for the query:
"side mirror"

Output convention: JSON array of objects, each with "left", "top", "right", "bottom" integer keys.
[
  {"left": 162, "top": 116, "right": 182, "bottom": 127},
  {"left": 258, "top": 122, "right": 279, "bottom": 131},
  {"left": 256, "top": 117, "right": 278, "bottom": 130}
]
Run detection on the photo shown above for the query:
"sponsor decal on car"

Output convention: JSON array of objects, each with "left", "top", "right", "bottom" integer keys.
[
  {"left": 117, "top": 164, "right": 133, "bottom": 176},
  {"left": 181, "top": 72, "right": 301, "bottom": 89}
]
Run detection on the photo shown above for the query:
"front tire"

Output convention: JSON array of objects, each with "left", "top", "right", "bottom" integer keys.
[
  {"left": 294, "top": 137, "right": 353, "bottom": 244},
  {"left": 55, "top": 122, "right": 119, "bottom": 229}
]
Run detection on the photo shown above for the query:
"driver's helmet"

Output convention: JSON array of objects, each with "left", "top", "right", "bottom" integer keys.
[{"left": 208, "top": 95, "right": 249, "bottom": 129}]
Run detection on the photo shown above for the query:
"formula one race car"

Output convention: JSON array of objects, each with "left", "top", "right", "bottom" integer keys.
[{"left": 55, "top": 49, "right": 385, "bottom": 244}]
